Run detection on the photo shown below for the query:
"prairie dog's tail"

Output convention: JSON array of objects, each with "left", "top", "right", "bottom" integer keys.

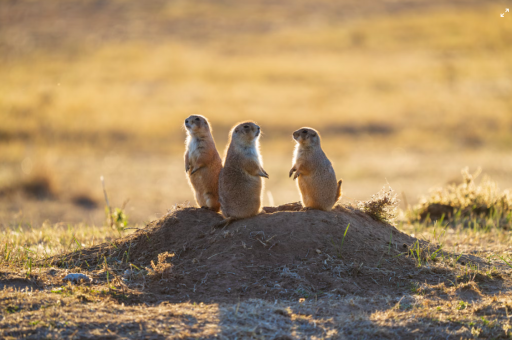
[{"left": 335, "top": 179, "right": 343, "bottom": 202}]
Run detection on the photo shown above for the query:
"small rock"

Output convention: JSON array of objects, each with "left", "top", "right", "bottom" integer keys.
[
  {"left": 62, "top": 273, "right": 93, "bottom": 284},
  {"left": 316, "top": 249, "right": 322, "bottom": 254}
]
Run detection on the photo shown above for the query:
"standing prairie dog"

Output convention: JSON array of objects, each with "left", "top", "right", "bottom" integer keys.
[
  {"left": 184, "top": 115, "right": 222, "bottom": 212},
  {"left": 289, "top": 127, "right": 342, "bottom": 211},
  {"left": 219, "top": 122, "right": 269, "bottom": 219}
]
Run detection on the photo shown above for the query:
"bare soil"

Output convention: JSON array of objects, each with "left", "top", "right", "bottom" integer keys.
[
  {"left": 3, "top": 204, "right": 512, "bottom": 339},
  {"left": 51, "top": 203, "right": 504, "bottom": 304},
  {"left": 0, "top": 277, "right": 40, "bottom": 291}
]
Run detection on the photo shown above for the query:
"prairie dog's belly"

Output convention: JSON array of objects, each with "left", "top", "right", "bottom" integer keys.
[
  {"left": 245, "top": 147, "right": 259, "bottom": 161},
  {"left": 220, "top": 168, "right": 262, "bottom": 218},
  {"left": 298, "top": 169, "right": 337, "bottom": 204},
  {"left": 188, "top": 148, "right": 202, "bottom": 164}
]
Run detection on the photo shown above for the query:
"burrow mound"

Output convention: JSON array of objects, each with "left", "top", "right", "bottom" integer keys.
[{"left": 59, "top": 203, "right": 466, "bottom": 303}]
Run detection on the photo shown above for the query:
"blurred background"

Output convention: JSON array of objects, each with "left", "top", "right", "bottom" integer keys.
[{"left": 1, "top": 0, "right": 511, "bottom": 226}]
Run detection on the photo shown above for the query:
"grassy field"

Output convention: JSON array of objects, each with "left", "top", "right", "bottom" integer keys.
[
  {"left": 2, "top": 170, "right": 512, "bottom": 338},
  {"left": 2, "top": 1, "right": 512, "bottom": 338},
  {"left": 1, "top": 0, "right": 512, "bottom": 225}
]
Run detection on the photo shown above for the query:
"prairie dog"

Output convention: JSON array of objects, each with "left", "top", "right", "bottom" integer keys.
[
  {"left": 289, "top": 127, "right": 342, "bottom": 211},
  {"left": 219, "top": 122, "right": 269, "bottom": 219},
  {"left": 184, "top": 115, "right": 222, "bottom": 212}
]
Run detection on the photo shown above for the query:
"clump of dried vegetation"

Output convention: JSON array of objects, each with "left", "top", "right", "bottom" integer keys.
[
  {"left": 412, "top": 168, "right": 512, "bottom": 226},
  {"left": 146, "top": 252, "right": 174, "bottom": 279},
  {"left": 357, "top": 186, "right": 399, "bottom": 225}
]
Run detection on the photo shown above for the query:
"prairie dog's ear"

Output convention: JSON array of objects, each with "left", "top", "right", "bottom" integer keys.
[
  {"left": 234, "top": 129, "right": 238, "bottom": 134},
  {"left": 310, "top": 132, "right": 317, "bottom": 137}
]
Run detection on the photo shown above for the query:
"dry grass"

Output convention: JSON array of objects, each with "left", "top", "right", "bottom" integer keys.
[
  {"left": 399, "top": 168, "right": 512, "bottom": 272},
  {"left": 2, "top": 2, "right": 512, "bottom": 337},
  {"left": 413, "top": 167, "right": 512, "bottom": 224},
  {"left": 146, "top": 252, "right": 174, "bottom": 279},
  {"left": 2, "top": 271, "right": 512, "bottom": 339},
  {"left": 357, "top": 186, "right": 399, "bottom": 225},
  {"left": 1, "top": 2, "right": 512, "bottom": 224},
  {"left": 0, "top": 221, "right": 134, "bottom": 269},
  {"left": 2, "top": 176, "right": 512, "bottom": 338},
  {"left": 3, "top": 5, "right": 512, "bottom": 155}
]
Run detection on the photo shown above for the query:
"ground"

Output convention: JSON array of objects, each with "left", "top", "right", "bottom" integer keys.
[
  {"left": 1, "top": 0, "right": 512, "bottom": 225},
  {"left": 2, "top": 197, "right": 512, "bottom": 339},
  {"left": 2, "top": 0, "right": 512, "bottom": 339}
]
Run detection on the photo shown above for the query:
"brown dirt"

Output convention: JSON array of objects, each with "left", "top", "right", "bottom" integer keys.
[
  {"left": 0, "top": 272, "right": 42, "bottom": 291},
  {"left": 52, "top": 202, "right": 492, "bottom": 304},
  {"left": 6, "top": 204, "right": 512, "bottom": 339}
]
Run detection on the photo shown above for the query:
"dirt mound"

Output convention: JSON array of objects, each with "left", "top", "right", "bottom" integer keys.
[
  {"left": 0, "top": 277, "right": 41, "bottom": 291},
  {"left": 56, "top": 203, "right": 470, "bottom": 303}
]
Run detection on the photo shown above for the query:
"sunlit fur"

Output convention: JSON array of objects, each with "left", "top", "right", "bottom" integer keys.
[
  {"left": 290, "top": 127, "right": 342, "bottom": 211},
  {"left": 219, "top": 121, "right": 268, "bottom": 219},
  {"left": 184, "top": 115, "right": 222, "bottom": 212}
]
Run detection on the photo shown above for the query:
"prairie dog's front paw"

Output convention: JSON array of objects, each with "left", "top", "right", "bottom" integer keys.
[
  {"left": 260, "top": 169, "right": 269, "bottom": 178},
  {"left": 289, "top": 168, "right": 296, "bottom": 178}
]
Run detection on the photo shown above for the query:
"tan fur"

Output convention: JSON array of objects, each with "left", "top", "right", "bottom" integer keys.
[
  {"left": 219, "top": 121, "right": 268, "bottom": 219},
  {"left": 289, "top": 127, "right": 342, "bottom": 211},
  {"left": 184, "top": 115, "right": 222, "bottom": 212}
]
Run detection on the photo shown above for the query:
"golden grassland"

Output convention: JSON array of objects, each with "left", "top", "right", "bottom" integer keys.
[
  {"left": 2, "top": 172, "right": 512, "bottom": 338},
  {"left": 3, "top": 285, "right": 512, "bottom": 338},
  {"left": 3, "top": 3, "right": 512, "bottom": 338},
  {"left": 2, "top": 5, "right": 512, "bottom": 155},
  {"left": 1, "top": 3, "right": 512, "bottom": 225},
  {"left": 3, "top": 2, "right": 512, "bottom": 338}
]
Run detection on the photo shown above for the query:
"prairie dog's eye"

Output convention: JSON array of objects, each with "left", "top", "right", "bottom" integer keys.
[
  {"left": 195, "top": 117, "right": 200, "bottom": 121},
  {"left": 244, "top": 125, "right": 249, "bottom": 129},
  {"left": 302, "top": 130, "right": 307, "bottom": 134}
]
